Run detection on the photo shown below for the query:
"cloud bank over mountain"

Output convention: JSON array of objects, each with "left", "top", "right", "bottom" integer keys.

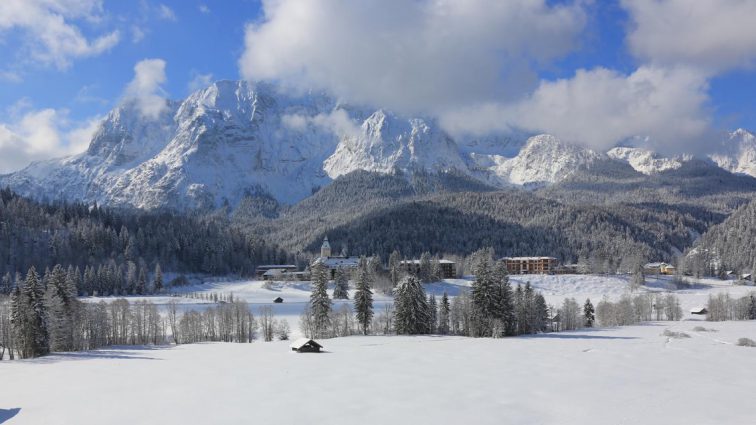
[{"left": 238, "top": 0, "right": 756, "bottom": 154}]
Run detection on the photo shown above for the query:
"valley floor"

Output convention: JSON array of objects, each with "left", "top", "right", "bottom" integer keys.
[
  {"left": 4, "top": 274, "right": 756, "bottom": 424},
  {"left": 2, "top": 321, "right": 756, "bottom": 425}
]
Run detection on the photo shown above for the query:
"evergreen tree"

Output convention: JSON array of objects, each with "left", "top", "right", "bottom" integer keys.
[
  {"left": 583, "top": 298, "right": 596, "bottom": 328},
  {"left": 353, "top": 257, "right": 374, "bottom": 335},
  {"left": 13, "top": 267, "right": 49, "bottom": 358},
  {"left": 438, "top": 292, "right": 451, "bottom": 335},
  {"left": 44, "top": 265, "right": 77, "bottom": 352},
  {"left": 388, "top": 250, "right": 402, "bottom": 288},
  {"left": 309, "top": 262, "right": 332, "bottom": 338},
  {"left": 153, "top": 263, "right": 163, "bottom": 294},
  {"left": 1, "top": 272, "right": 12, "bottom": 295},
  {"left": 394, "top": 275, "right": 430, "bottom": 334},
  {"left": 533, "top": 294, "right": 549, "bottom": 332},
  {"left": 428, "top": 294, "right": 438, "bottom": 334},
  {"left": 136, "top": 267, "right": 147, "bottom": 295},
  {"left": 493, "top": 261, "right": 514, "bottom": 335},
  {"left": 471, "top": 253, "right": 497, "bottom": 337},
  {"left": 419, "top": 252, "right": 432, "bottom": 283},
  {"left": 748, "top": 294, "right": 756, "bottom": 320},
  {"left": 333, "top": 268, "right": 350, "bottom": 300}
]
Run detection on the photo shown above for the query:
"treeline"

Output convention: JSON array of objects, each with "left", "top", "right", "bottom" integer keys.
[
  {"left": 0, "top": 187, "right": 296, "bottom": 283},
  {"left": 706, "top": 293, "right": 756, "bottom": 322},
  {"left": 300, "top": 248, "right": 685, "bottom": 340},
  {"left": 595, "top": 293, "right": 683, "bottom": 326},
  {"left": 0, "top": 265, "right": 292, "bottom": 360}
]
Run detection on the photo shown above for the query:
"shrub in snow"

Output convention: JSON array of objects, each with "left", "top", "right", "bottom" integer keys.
[
  {"left": 692, "top": 326, "right": 717, "bottom": 332},
  {"left": 736, "top": 338, "right": 756, "bottom": 347},
  {"left": 662, "top": 329, "right": 690, "bottom": 339}
]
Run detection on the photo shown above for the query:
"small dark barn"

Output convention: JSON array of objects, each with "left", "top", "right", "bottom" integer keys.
[
  {"left": 290, "top": 338, "right": 323, "bottom": 353},
  {"left": 690, "top": 307, "right": 708, "bottom": 315},
  {"left": 273, "top": 297, "right": 284, "bottom": 303}
]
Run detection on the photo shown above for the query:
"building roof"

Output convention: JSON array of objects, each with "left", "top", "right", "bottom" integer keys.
[
  {"left": 257, "top": 264, "right": 297, "bottom": 269},
  {"left": 400, "top": 259, "right": 455, "bottom": 264},
  {"left": 263, "top": 269, "right": 284, "bottom": 277},
  {"left": 290, "top": 338, "right": 323, "bottom": 350},
  {"left": 644, "top": 262, "right": 670, "bottom": 268},
  {"left": 690, "top": 307, "right": 708, "bottom": 314},
  {"left": 321, "top": 236, "right": 330, "bottom": 250},
  {"left": 313, "top": 256, "right": 360, "bottom": 268},
  {"left": 502, "top": 257, "right": 557, "bottom": 261}
]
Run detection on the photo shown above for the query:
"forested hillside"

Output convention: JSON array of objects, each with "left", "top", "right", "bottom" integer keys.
[
  {"left": 687, "top": 198, "right": 756, "bottom": 275},
  {"left": 0, "top": 189, "right": 293, "bottom": 294},
  {"left": 235, "top": 170, "right": 733, "bottom": 269}
]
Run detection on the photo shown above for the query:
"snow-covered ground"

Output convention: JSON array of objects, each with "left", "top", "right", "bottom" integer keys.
[
  {"left": 79, "top": 273, "right": 756, "bottom": 337},
  {"left": 2, "top": 321, "right": 756, "bottom": 425}
]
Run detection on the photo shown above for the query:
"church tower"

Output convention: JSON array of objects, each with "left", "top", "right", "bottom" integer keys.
[{"left": 320, "top": 236, "right": 332, "bottom": 258}]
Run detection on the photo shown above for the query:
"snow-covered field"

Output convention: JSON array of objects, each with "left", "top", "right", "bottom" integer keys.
[
  {"left": 4, "top": 274, "right": 756, "bottom": 424},
  {"left": 106, "top": 274, "right": 755, "bottom": 333},
  {"left": 3, "top": 321, "right": 756, "bottom": 425}
]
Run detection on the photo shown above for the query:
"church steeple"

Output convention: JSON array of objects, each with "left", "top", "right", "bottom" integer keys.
[{"left": 320, "top": 236, "right": 331, "bottom": 258}]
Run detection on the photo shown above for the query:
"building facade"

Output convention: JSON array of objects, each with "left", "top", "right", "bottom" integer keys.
[
  {"left": 501, "top": 257, "right": 558, "bottom": 275},
  {"left": 399, "top": 259, "right": 456, "bottom": 279},
  {"left": 312, "top": 236, "right": 360, "bottom": 278}
]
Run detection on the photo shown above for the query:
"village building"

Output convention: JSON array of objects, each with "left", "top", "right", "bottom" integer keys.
[
  {"left": 311, "top": 236, "right": 360, "bottom": 278},
  {"left": 501, "top": 257, "right": 558, "bottom": 275},
  {"left": 643, "top": 262, "right": 676, "bottom": 275},
  {"left": 399, "top": 259, "right": 456, "bottom": 279},
  {"left": 255, "top": 264, "right": 297, "bottom": 278},
  {"left": 290, "top": 338, "right": 323, "bottom": 353}
]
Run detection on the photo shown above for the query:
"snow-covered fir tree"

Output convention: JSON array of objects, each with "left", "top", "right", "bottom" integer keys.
[
  {"left": 438, "top": 292, "right": 451, "bottom": 335},
  {"left": 584, "top": 298, "right": 595, "bottom": 327},
  {"left": 388, "top": 250, "right": 402, "bottom": 288},
  {"left": 394, "top": 275, "right": 430, "bottom": 335},
  {"left": 309, "top": 262, "right": 332, "bottom": 338},
  {"left": 333, "top": 268, "right": 350, "bottom": 300},
  {"left": 353, "top": 257, "right": 374, "bottom": 335},
  {"left": 153, "top": 264, "right": 163, "bottom": 294},
  {"left": 428, "top": 294, "right": 438, "bottom": 334},
  {"left": 471, "top": 252, "right": 498, "bottom": 337},
  {"left": 12, "top": 267, "right": 49, "bottom": 358}
]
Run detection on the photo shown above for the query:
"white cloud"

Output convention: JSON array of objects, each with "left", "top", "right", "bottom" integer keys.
[
  {"left": 282, "top": 109, "right": 361, "bottom": 138},
  {"left": 0, "top": 106, "right": 101, "bottom": 173},
  {"left": 188, "top": 72, "right": 214, "bottom": 93},
  {"left": 131, "top": 25, "right": 147, "bottom": 43},
  {"left": 198, "top": 4, "right": 210, "bottom": 14},
  {"left": 0, "top": 0, "right": 120, "bottom": 69},
  {"left": 0, "top": 70, "right": 22, "bottom": 83},
  {"left": 158, "top": 4, "right": 177, "bottom": 21},
  {"left": 442, "top": 66, "right": 712, "bottom": 153},
  {"left": 623, "top": 0, "right": 756, "bottom": 74},
  {"left": 123, "top": 58, "right": 168, "bottom": 119},
  {"left": 239, "top": 0, "right": 586, "bottom": 115}
]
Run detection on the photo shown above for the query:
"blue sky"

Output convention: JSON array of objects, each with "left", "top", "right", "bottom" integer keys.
[{"left": 1, "top": 0, "right": 755, "bottom": 172}]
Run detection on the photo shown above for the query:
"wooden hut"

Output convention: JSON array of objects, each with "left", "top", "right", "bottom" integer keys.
[
  {"left": 273, "top": 297, "right": 284, "bottom": 303},
  {"left": 290, "top": 338, "right": 323, "bottom": 353}
]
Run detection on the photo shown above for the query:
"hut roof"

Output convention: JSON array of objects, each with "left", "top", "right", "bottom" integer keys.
[{"left": 290, "top": 338, "right": 323, "bottom": 350}]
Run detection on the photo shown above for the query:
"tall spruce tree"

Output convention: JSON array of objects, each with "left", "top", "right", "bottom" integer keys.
[
  {"left": 584, "top": 298, "right": 596, "bottom": 328},
  {"left": 353, "top": 257, "right": 374, "bottom": 335},
  {"left": 13, "top": 267, "right": 49, "bottom": 358},
  {"left": 428, "top": 294, "right": 438, "bottom": 334},
  {"left": 310, "top": 262, "right": 332, "bottom": 338},
  {"left": 394, "top": 275, "right": 430, "bottom": 335},
  {"left": 388, "top": 250, "right": 402, "bottom": 288},
  {"left": 438, "top": 292, "right": 451, "bottom": 335},
  {"left": 153, "top": 264, "right": 163, "bottom": 294},
  {"left": 471, "top": 253, "right": 497, "bottom": 337},
  {"left": 333, "top": 268, "right": 350, "bottom": 300},
  {"left": 493, "top": 261, "right": 514, "bottom": 335}
]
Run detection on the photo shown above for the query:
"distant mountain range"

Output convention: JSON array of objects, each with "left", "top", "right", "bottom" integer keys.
[{"left": 2, "top": 79, "right": 756, "bottom": 211}]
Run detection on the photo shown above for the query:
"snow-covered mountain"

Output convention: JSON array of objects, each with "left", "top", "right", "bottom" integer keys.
[
  {"left": 709, "top": 129, "right": 756, "bottom": 177},
  {"left": 606, "top": 147, "right": 686, "bottom": 175},
  {"left": 1, "top": 79, "right": 755, "bottom": 210},
  {"left": 470, "top": 134, "right": 603, "bottom": 187},
  {"left": 323, "top": 110, "right": 467, "bottom": 178}
]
